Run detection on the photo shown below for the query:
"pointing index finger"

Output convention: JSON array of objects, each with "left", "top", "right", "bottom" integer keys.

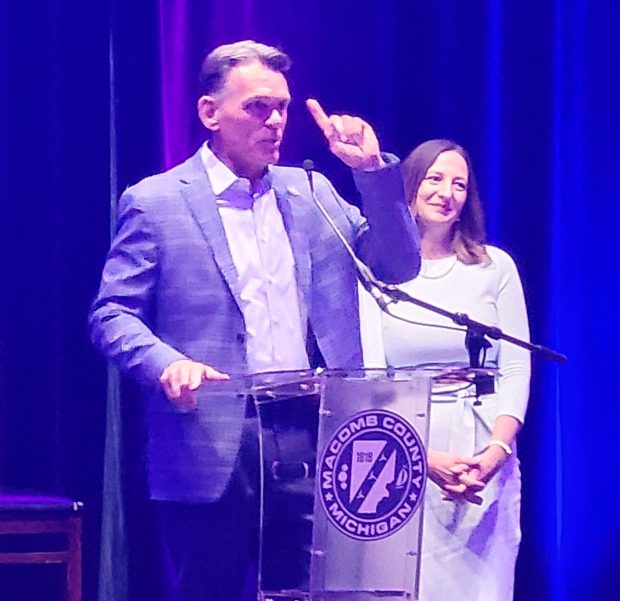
[{"left": 306, "top": 98, "right": 333, "bottom": 136}]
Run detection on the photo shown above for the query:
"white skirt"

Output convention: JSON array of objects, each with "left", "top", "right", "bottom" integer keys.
[{"left": 419, "top": 390, "right": 522, "bottom": 601}]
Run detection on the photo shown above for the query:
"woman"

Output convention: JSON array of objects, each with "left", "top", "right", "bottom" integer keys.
[{"left": 360, "top": 139, "right": 530, "bottom": 601}]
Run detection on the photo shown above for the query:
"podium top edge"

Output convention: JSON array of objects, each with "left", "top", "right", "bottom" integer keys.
[{"left": 196, "top": 365, "right": 498, "bottom": 396}]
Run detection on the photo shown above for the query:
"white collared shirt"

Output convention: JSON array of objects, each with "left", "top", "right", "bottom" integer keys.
[{"left": 200, "top": 143, "right": 309, "bottom": 374}]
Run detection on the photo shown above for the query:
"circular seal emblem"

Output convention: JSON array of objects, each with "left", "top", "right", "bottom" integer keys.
[{"left": 318, "top": 409, "right": 426, "bottom": 541}]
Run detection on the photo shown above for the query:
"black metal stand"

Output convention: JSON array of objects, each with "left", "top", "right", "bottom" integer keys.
[{"left": 378, "top": 282, "right": 567, "bottom": 364}]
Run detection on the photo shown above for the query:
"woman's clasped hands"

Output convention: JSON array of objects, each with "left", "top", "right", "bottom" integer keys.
[{"left": 427, "top": 447, "right": 509, "bottom": 505}]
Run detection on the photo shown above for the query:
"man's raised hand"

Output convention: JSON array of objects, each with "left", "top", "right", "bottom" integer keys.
[{"left": 306, "top": 98, "right": 385, "bottom": 171}]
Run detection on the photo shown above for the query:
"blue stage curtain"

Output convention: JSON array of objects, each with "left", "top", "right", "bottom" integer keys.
[
  {"left": 1, "top": 2, "right": 618, "bottom": 601},
  {"left": 103, "top": 3, "right": 620, "bottom": 600},
  {"left": 0, "top": 1, "right": 110, "bottom": 599}
]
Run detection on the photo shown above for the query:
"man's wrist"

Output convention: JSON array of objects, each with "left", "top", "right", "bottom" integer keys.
[{"left": 361, "top": 154, "right": 386, "bottom": 171}]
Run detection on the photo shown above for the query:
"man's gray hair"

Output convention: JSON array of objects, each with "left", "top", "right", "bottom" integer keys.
[{"left": 198, "top": 40, "right": 291, "bottom": 96}]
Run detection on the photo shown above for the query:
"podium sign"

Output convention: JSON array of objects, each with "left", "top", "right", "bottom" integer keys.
[{"left": 250, "top": 368, "right": 431, "bottom": 601}]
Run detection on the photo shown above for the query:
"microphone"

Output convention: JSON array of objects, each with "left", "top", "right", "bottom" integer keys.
[
  {"left": 302, "top": 158, "right": 316, "bottom": 192},
  {"left": 302, "top": 159, "right": 390, "bottom": 309}
]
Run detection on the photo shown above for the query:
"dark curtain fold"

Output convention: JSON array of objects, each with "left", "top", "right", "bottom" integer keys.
[
  {"left": 1, "top": 1, "right": 619, "bottom": 600},
  {"left": 0, "top": 1, "right": 111, "bottom": 599}
]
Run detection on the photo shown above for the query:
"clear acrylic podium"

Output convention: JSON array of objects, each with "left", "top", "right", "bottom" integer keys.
[{"left": 238, "top": 367, "right": 435, "bottom": 601}]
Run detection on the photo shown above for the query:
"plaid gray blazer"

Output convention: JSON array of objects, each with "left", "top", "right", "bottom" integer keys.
[{"left": 89, "top": 149, "right": 420, "bottom": 501}]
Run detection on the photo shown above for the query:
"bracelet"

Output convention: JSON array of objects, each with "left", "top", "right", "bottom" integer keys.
[{"left": 487, "top": 439, "right": 513, "bottom": 456}]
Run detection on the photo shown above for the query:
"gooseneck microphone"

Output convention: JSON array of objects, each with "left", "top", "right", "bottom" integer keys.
[{"left": 302, "top": 159, "right": 390, "bottom": 309}]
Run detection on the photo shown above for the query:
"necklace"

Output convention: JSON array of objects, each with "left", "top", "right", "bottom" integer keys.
[{"left": 419, "top": 255, "right": 459, "bottom": 279}]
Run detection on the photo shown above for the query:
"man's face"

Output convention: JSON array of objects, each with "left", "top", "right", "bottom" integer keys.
[{"left": 199, "top": 60, "right": 291, "bottom": 179}]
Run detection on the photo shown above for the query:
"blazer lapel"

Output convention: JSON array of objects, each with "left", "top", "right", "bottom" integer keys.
[
  {"left": 177, "top": 154, "right": 313, "bottom": 324},
  {"left": 179, "top": 154, "right": 244, "bottom": 312}
]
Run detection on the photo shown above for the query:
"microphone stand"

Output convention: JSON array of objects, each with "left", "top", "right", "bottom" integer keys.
[
  {"left": 378, "top": 282, "right": 567, "bottom": 364},
  {"left": 377, "top": 280, "right": 567, "bottom": 400},
  {"left": 301, "top": 159, "right": 567, "bottom": 397}
]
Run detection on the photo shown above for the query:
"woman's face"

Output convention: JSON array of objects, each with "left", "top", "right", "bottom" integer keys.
[{"left": 413, "top": 150, "right": 469, "bottom": 231}]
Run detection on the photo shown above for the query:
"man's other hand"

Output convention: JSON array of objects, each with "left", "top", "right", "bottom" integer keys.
[{"left": 160, "top": 359, "right": 230, "bottom": 412}]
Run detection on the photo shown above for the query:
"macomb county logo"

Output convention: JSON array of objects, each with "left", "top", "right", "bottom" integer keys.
[{"left": 318, "top": 409, "right": 426, "bottom": 541}]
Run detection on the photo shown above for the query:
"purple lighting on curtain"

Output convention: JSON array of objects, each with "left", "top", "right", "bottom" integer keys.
[
  {"left": 158, "top": 0, "right": 192, "bottom": 169},
  {"left": 239, "top": 0, "right": 260, "bottom": 32},
  {"left": 156, "top": 0, "right": 263, "bottom": 169}
]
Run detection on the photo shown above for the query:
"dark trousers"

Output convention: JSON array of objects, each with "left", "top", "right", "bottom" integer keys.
[
  {"left": 156, "top": 417, "right": 260, "bottom": 601},
  {"left": 156, "top": 406, "right": 315, "bottom": 601},
  {"left": 156, "top": 477, "right": 259, "bottom": 601}
]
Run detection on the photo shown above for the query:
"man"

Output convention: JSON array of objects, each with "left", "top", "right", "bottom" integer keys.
[{"left": 90, "top": 40, "right": 420, "bottom": 601}]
